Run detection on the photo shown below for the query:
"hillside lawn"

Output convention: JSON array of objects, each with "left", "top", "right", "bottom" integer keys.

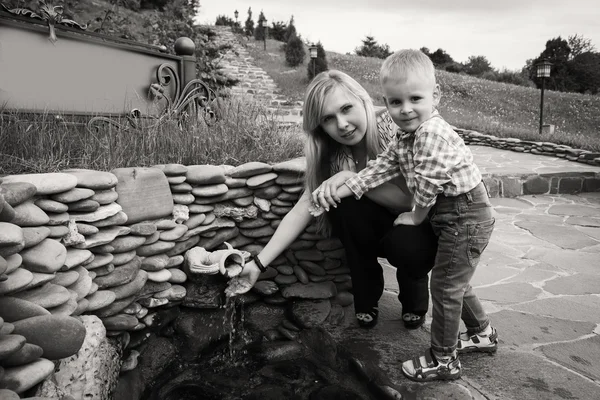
[{"left": 242, "top": 36, "right": 600, "bottom": 152}]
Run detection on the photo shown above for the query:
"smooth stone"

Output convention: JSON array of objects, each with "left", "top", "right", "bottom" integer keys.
[
  {"left": 0, "top": 268, "right": 33, "bottom": 295},
  {"left": 231, "top": 196, "right": 254, "bottom": 207},
  {"left": 73, "top": 298, "right": 89, "bottom": 316},
  {"left": 22, "top": 272, "right": 56, "bottom": 290},
  {"left": 160, "top": 163, "right": 188, "bottom": 176},
  {"left": 5, "top": 254, "right": 22, "bottom": 274},
  {"left": 110, "top": 270, "right": 148, "bottom": 300},
  {"left": 191, "top": 183, "right": 229, "bottom": 198},
  {"left": 12, "top": 283, "right": 71, "bottom": 309},
  {"left": 129, "top": 222, "right": 157, "bottom": 236},
  {"left": 85, "top": 252, "right": 113, "bottom": 269},
  {"left": 154, "top": 219, "right": 178, "bottom": 230},
  {"left": 90, "top": 211, "right": 128, "bottom": 228},
  {"left": 51, "top": 187, "right": 95, "bottom": 203},
  {"left": 0, "top": 256, "right": 6, "bottom": 275},
  {"left": 159, "top": 225, "right": 188, "bottom": 241},
  {"left": 0, "top": 334, "right": 26, "bottom": 359},
  {"left": 0, "top": 358, "right": 55, "bottom": 393},
  {"left": 46, "top": 225, "right": 69, "bottom": 238},
  {"left": 63, "top": 248, "right": 93, "bottom": 271},
  {"left": 142, "top": 232, "right": 159, "bottom": 245},
  {"left": 167, "top": 255, "right": 184, "bottom": 267},
  {"left": 0, "top": 342, "right": 43, "bottom": 367},
  {"left": 290, "top": 299, "right": 331, "bottom": 328},
  {"left": 20, "top": 239, "right": 67, "bottom": 273},
  {"left": 47, "top": 292, "right": 78, "bottom": 316},
  {"left": 101, "top": 314, "right": 139, "bottom": 330},
  {"left": 254, "top": 185, "right": 282, "bottom": 200},
  {"left": 0, "top": 389, "right": 19, "bottom": 400},
  {"left": 51, "top": 270, "right": 80, "bottom": 287},
  {"left": 298, "top": 261, "right": 327, "bottom": 276},
  {"left": 111, "top": 250, "right": 137, "bottom": 266},
  {"left": 0, "top": 183, "right": 37, "bottom": 206},
  {"left": 167, "top": 175, "right": 187, "bottom": 184},
  {"left": 107, "top": 235, "right": 147, "bottom": 253},
  {"left": 86, "top": 290, "right": 117, "bottom": 311},
  {"left": 136, "top": 240, "right": 176, "bottom": 257},
  {"left": 273, "top": 157, "right": 306, "bottom": 174},
  {"left": 187, "top": 204, "right": 214, "bottom": 213},
  {"left": 72, "top": 226, "right": 130, "bottom": 249},
  {"left": 246, "top": 172, "right": 278, "bottom": 188},
  {"left": 10, "top": 201, "right": 49, "bottom": 227},
  {"left": 1, "top": 173, "right": 77, "bottom": 195},
  {"left": 0, "top": 223, "right": 23, "bottom": 247},
  {"left": 253, "top": 281, "right": 280, "bottom": 296},
  {"left": 335, "top": 291, "right": 354, "bottom": 307},
  {"left": 281, "top": 281, "right": 337, "bottom": 300},
  {"left": 146, "top": 269, "right": 172, "bottom": 283},
  {"left": 94, "top": 257, "right": 141, "bottom": 289},
  {"left": 95, "top": 295, "right": 136, "bottom": 318},
  {"left": 91, "top": 188, "right": 119, "bottom": 204},
  {"left": 67, "top": 267, "right": 93, "bottom": 300},
  {"left": 153, "top": 285, "right": 186, "bottom": 301},
  {"left": 0, "top": 198, "right": 16, "bottom": 223},
  {"left": 167, "top": 268, "right": 187, "bottom": 283},
  {"left": 185, "top": 165, "right": 226, "bottom": 185},
  {"left": 0, "top": 296, "right": 50, "bottom": 322},
  {"left": 140, "top": 254, "right": 169, "bottom": 272},
  {"left": 68, "top": 199, "right": 100, "bottom": 212},
  {"left": 111, "top": 167, "right": 173, "bottom": 224},
  {"left": 91, "top": 264, "right": 114, "bottom": 277},
  {"left": 228, "top": 162, "right": 273, "bottom": 178},
  {"left": 1, "top": 322, "right": 15, "bottom": 335},
  {"left": 70, "top": 202, "right": 122, "bottom": 223},
  {"left": 172, "top": 193, "right": 194, "bottom": 205},
  {"left": 275, "top": 173, "right": 304, "bottom": 185},
  {"left": 61, "top": 169, "right": 118, "bottom": 190},
  {"left": 184, "top": 213, "right": 206, "bottom": 229},
  {"left": 33, "top": 198, "right": 68, "bottom": 213},
  {"left": 12, "top": 315, "right": 86, "bottom": 360}
]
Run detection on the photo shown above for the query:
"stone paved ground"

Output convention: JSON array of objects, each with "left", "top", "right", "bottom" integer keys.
[{"left": 329, "top": 149, "right": 600, "bottom": 400}]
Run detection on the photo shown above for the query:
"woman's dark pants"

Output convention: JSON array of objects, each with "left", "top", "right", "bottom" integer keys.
[{"left": 328, "top": 196, "right": 438, "bottom": 316}]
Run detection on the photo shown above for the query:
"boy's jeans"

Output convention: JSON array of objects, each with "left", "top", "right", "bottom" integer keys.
[{"left": 428, "top": 182, "right": 495, "bottom": 356}]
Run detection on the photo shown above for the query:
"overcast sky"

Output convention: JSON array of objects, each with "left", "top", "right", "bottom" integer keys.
[{"left": 196, "top": 0, "right": 600, "bottom": 71}]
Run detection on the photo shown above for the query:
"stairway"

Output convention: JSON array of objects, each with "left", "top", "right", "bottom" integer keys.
[{"left": 211, "top": 26, "right": 303, "bottom": 125}]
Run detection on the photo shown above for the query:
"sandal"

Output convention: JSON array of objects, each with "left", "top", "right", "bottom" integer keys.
[
  {"left": 401, "top": 349, "right": 461, "bottom": 382},
  {"left": 402, "top": 313, "right": 425, "bottom": 330},
  {"left": 356, "top": 307, "right": 378, "bottom": 328},
  {"left": 457, "top": 327, "right": 499, "bottom": 354}
]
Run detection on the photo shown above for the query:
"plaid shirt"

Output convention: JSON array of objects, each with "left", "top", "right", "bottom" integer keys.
[{"left": 345, "top": 112, "right": 482, "bottom": 208}]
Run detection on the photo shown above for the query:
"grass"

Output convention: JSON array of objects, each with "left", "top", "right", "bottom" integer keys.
[
  {"left": 0, "top": 99, "right": 304, "bottom": 175},
  {"left": 242, "top": 37, "right": 600, "bottom": 152}
]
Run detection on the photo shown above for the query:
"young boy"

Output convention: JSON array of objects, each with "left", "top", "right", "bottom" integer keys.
[{"left": 311, "top": 49, "right": 498, "bottom": 382}]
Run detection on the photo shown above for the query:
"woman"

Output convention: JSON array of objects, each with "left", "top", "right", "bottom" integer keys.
[{"left": 226, "top": 70, "right": 437, "bottom": 329}]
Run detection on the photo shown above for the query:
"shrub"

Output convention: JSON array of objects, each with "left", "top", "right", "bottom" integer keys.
[
  {"left": 284, "top": 16, "right": 297, "bottom": 43},
  {"left": 444, "top": 62, "right": 464, "bottom": 74},
  {"left": 254, "top": 11, "right": 267, "bottom": 41},
  {"left": 307, "top": 42, "right": 328, "bottom": 80},
  {"left": 270, "top": 21, "right": 288, "bottom": 42},
  {"left": 285, "top": 34, "right": 305, "bottom": 67}
]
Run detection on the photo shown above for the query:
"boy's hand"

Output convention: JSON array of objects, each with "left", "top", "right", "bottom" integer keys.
[{"left": 394, "top": 211, "right": 417, "bottom": 226}]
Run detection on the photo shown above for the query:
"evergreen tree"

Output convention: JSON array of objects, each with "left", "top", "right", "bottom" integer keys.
[
  {"left": 355, "top": 35, "right": 391, "bottom": 59},
  {"left": 284, "top": 15, "right": 297, "bottom": 43},
  {"left": 285, "top": 33, "right": 305, "bottom": 67},
  {"left": 244, "top": 7, "right": 254, "bottom": 37},
  {"left": 255, "top": 11, "right": 267, "bottom": 41},
  {"left": 307, "top": 41, "right": 328, "bottom": 80}
]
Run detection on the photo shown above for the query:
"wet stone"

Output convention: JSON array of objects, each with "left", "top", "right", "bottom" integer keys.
[
  {"left": 291, "top": 299, "right": 331, "bottom": 328},
  {"left": 281, "top": 281, "right": 337, "bottom": 300},
  {"left": 539, "top": 335, "right": 600, "bottom": 381}
]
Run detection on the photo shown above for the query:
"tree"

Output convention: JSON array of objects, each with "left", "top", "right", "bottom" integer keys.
[
  {"left": 568, "top": 34, "right": 596, "bottom": 60},
  {"left": 254, "top": 11, "right": 267, "bottom": 41},
  {"left": 355, "top": 35, "right": 392, "bottom": 59},
  {"left": 307, "top": 41, "right": 328, "bottom": 80},
  {"left": 463, "top": 55, "right": 493, "bottom": 76},
  {"left": 244, "top": 7, "right": 254, "bottom": 37},
  {"left": 285, "top": 33, "right": 305, "bottom": 67},
  {"left": 269, "top": 21, "right": 288, "bottom": 42},
  {"left": 420, "top": 47, "right": 431, "bottom": 57},
  {"left": 569, "top": 51, "right": 600, "bottom": 94},
  {"left": 530, "top": 36, "right": 575, "bottom": 92},
  {"left": 284, "top": 15, "right": 297, "bottom": 43},
  {"left": 215, "top": 15, "right": 234, "bottom": 27},
  {"left": 429, "top": 48, "right": 454, "bottom": 67}
]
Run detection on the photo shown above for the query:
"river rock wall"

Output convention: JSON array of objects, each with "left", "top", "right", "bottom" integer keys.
[{"left": 0, "top": 158, "right": 352, "bottom": 398}]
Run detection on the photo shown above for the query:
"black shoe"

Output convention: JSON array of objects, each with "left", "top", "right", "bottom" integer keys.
[
  {"left": 403, "top": 313, "right": 425, "bottom": 330},
  {"left": 356, "top": 307, "right": 378, "bottom": 328}
]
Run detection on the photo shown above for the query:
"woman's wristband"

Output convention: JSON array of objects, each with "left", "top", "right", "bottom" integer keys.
[{"left": 252, "top": 254, "right": 267, "bottom": 272}]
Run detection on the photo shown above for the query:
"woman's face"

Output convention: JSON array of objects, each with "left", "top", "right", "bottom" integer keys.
[{"left": 319, "top": 86, "right": 367, "bottom": 147}]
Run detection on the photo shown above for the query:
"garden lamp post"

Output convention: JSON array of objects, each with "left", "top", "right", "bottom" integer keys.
[
  {"left": 262, "top": 18, "right": 268, "bottom": 51},
  {"left": 536, "top": 59, "right": 552, "bottom": 134},
  {"left": 234, "top": 9, "right": 238, "bottom": 30},
  {"left": 309, "top": 44, "right": 318, "bottom": 78}
]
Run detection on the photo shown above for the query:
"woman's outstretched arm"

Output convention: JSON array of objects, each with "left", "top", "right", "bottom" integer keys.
[{"left": 225, "top": 191, "right": 313, "bottom": 296}]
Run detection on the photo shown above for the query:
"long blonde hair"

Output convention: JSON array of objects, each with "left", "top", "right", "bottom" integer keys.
[{"left": 303, "top": 70, "right": 382, "bottom": 235}]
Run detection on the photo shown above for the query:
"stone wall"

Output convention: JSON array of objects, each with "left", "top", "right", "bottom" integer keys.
[{"left": 0, "top": 158, "right": 351, "bottom": 398}]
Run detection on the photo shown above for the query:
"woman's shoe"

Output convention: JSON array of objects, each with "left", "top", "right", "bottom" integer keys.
[
  {"left": 402, "top": 313, "right": 425, "bottom": 330},
  {"left": 356, "top": 307, "right": 378, "bottom": 328},
  {"left": 401, "top": 348, "right": 461, "bottom": 382}
]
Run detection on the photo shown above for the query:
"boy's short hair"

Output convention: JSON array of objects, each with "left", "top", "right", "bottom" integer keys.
[{"left": 380, "top": 49, "right": 436, "bottom": 86}]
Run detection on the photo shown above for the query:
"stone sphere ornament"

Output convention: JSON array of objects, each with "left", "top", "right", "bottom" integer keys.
[{"left": 174, "top": 37, "right": 195, "bottom": 56}]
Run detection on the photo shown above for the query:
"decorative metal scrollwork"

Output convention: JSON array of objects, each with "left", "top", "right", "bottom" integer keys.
[
  {"left": 1, "top": 1, "right": 87, "bottom": 43},
  {"left": 87, "top": 63, "right": 217, "bottom": 134}
]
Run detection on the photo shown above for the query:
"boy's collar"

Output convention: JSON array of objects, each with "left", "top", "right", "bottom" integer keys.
[{"left": 396, "top": 110, "right": 440, "bottom": 139}]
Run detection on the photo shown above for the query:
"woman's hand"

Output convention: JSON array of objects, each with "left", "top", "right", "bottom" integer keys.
[
  {"left": 311, "top": 170, "right": 357, "bottom": 211},
  {"left": 394, "top": 211, "right": 417, "bottom": 226},
  {"left": 224, "top": 260, "right": 262, "bottom": 297}
]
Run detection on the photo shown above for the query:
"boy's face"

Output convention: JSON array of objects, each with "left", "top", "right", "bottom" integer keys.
[{"left": 383, "top": 75, "right": 440, "bottom": 133}]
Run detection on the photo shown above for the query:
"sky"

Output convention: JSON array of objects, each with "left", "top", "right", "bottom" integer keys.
[{"left": 195, "top": 0, "right": 600, "bottom": 71}]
